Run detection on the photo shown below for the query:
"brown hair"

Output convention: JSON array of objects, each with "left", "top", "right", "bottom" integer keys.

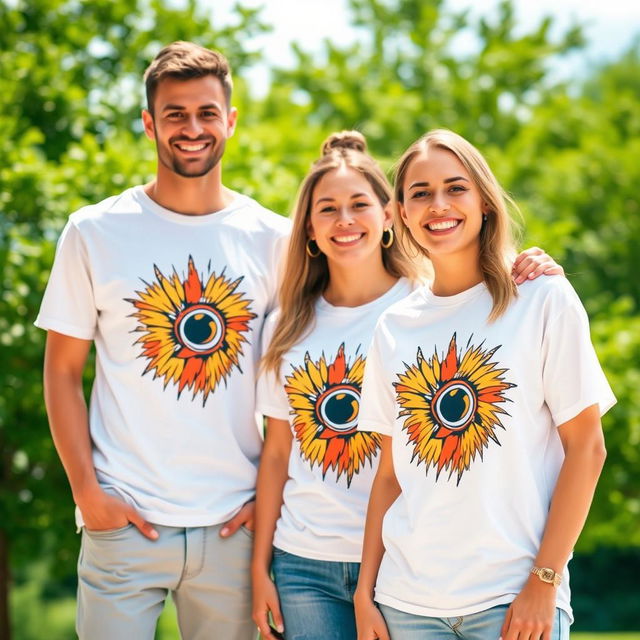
[
  {"left": 143, "top": 41, "right": 233, "bottom": 114},
  {"left": 262, "top": 130, "right": 422, "bottom": 374},
  {"left": 394, "top": 129, "right": 519, "bottom": 321}
]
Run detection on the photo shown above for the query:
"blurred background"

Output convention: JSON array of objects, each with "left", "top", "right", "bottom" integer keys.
[{"left": 1, "top": 0, "right": 638, "bottom": 638}]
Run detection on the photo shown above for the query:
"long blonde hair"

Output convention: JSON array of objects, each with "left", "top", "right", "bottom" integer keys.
[
  {"left": 394, "top": 129, "right": 520, "bottom": 321},
  {"left": 263, "top": 131, "right": 420, "bottom": 373}
]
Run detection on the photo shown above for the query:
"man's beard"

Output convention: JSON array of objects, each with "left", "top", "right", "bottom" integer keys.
[{"left": 158, "top": 136, "right": 226, "bottom": 178}]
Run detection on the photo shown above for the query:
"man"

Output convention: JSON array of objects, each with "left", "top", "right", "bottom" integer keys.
[{"left": 36, "top": 41, "right": 290, "bottom": 639}]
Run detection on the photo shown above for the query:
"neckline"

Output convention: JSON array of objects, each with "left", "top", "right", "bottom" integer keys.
[
  {"left": 316, "top": 278, "right": 411, "bottom": 315},
  {"left": 421, "top": 281, "right": 487, "bottom": 307},
  {"left": 133, "top": 185, "right": 249, "bottom": 226}
]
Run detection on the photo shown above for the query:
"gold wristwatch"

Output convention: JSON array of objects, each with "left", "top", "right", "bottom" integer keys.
[{"left": 531, "top": 566, "right": 562, "bottom": 587}]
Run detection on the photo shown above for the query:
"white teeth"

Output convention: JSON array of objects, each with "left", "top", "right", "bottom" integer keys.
[
  {"left": 177, "top": 143, "right": 206, "bottom": 151},
  {"left": 428, "top": 219, "right": 459, "bottom": 231},
  {"left": 333, "top": 234, "right": 362, "bottom": 244}
]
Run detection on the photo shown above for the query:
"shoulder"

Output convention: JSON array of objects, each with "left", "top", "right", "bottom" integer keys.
[
  {"left": 368, "top": 286, "right": 430, "bottom": 351},
  {"left": 393, "top": 276, "right": 420, "bottom": 301},
  {"left": 264, "top": 307, "right": 282, "bottom": 332},
  {"left": 261, "top": 307, "right": 284, "bottom": 349},
  {"left": 68, "top": 187, "right": 141, "bottom": 229},
  {"left": 232, "top": 195, "right": 292, "bottom": 238},
  {"left": 378, "top": 284, "right": 429, "bottom": 325},
  {"left": 516, "top": 275, "right": 582, "bottom": 309},
  {"left": 514, "top": 275, "right": 587, "bottom": 328}
]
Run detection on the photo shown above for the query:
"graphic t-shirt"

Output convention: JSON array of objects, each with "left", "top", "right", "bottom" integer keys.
[
  {"left": 257, "top": 278, "right": 414, "bottom": 561},
  {"left": 359, "top": 276, "right": 615, "bottom": 620},
  {"left": 36, "top": 186, "right": 290, "bottom": 527}
]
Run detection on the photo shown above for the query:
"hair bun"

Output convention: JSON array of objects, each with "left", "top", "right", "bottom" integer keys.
[{"left": 321, "top": 130, "right": 367, "bottom": 156}]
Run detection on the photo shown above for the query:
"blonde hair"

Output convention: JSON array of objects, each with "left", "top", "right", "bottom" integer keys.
[
  {"left": 263, "top": 130, "right": 420, "bottom": 373},
  {"left": 394, "top": 129, "right": 520, "bottom": 321}
]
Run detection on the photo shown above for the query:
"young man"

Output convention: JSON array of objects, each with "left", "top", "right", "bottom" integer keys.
[{"left": 36, "top": 41, "right": 290, "bottom": 640}]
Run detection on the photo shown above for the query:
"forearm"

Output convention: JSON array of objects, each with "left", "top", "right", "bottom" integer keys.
[
  {"left": 44, "top": 368, "right": 99, "bottom": 501},
  {"left": 357, "top": 469, "right": 400, "bottom": 598},
  {"left": 252, "top": 449, "right": 289, "bottom": 577},
  {"left": 499, "top": 408, "right": 605, "bottom": 639},
  {"left": 42, "top": 332, "right": 157, "bottom": 535},
  {"left": 535, "top": 439, "right": 606, "bottom": 572}
]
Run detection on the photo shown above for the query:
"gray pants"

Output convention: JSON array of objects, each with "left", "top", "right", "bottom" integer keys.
[{"left": 77, "top": 523, "right": 256, "bottom": 640}]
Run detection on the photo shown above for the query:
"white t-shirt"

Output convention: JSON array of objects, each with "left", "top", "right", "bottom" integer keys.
[
  {"left": 257, "top": 278, "right": 415, "bottom": 561},
  {"left": 359, "top": 276, "right": 615, "bottom": 620},
  {"left": 36, "top": 186, "right": 291, "bottom": 527}
]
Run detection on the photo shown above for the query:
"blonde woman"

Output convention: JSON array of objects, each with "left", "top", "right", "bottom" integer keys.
[
  {"left": 252, "top": 131, "right": 561, "bottom": 640},
  {"left": 354, "top": 130, "right": 615, "bottom": 640}
]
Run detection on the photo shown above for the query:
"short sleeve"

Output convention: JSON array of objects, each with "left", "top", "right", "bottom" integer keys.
[
  {"left": 256, "top": 312, "right": 291, "bottom": 421},
  {"left": 358, "top": 323, "right": 397, "bottom": 435},
  {"left": 34, "top": 220, "right": 97, "bottom": 340},
  {"left": 542, "top": 286, "right": 616, "bottom": 427}
]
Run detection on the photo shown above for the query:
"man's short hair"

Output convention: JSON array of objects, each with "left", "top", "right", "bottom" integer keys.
[{"left": 143, "top": 41, "right": 233, "bottom": 114}]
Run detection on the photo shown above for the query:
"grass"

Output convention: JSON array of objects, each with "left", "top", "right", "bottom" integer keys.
[
  {"left": 159, "top": 602, "right": 640, "bottom": 640},
  {"left": 10, "top": 583, "right": 640, "bottom": 639},
  {"left": 574, "top": 636, "right": 640, "bottom": 639}
]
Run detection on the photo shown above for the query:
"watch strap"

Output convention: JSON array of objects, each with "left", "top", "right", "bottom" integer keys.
[{"left": 531, "top": 566, "right": 562, "bottom": 587}]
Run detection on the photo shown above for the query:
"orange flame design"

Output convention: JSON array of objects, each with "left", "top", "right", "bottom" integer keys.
[
  {"left": 285, "top": 344, "right": 380, "bottom": 486},
  {"left": 395, "top": 333, "right": 515, "bottom": 483},
  {"left": 126, "top": 256, "right": 256, "bottom": 404}
]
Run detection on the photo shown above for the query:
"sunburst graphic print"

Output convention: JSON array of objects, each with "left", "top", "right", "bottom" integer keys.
[
  {"left": 125, "top": 256, "right": 256, "bottom": 404},
  {"left": 394, "top": 333, "right": 515, "bottom": 484},
  {"left": 285, "top": 344, "right": 381, "bottom": 487}
]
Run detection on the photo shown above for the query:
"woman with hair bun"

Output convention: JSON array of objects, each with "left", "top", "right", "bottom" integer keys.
[{"left": 251, "top": 131, "right": 561, "bottom": 640}]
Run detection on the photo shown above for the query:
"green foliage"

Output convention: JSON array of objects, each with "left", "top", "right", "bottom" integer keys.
[
  {"left": 272, "top": 0, "right": 584, "bottom": 157},
  {"left": 10, "top": 558, "right": 76, "bottom": 640},
  {"left": 258, "top": 0, "right": 639, "bottom": 553},
  {"left": 571, "top": 547, "right": 640, "bottom": 631},
  {"left": 0, "top": 0, "right": 270, "bottom": 632},
  {"left": 1, "top": 0, "right": 638, "bottom": 636}
]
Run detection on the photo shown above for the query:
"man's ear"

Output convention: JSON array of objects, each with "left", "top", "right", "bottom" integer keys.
[
  {"left": 226, "top": 107, "right": 238, "bottom": 138},
  {"left": 142, "top": 109, "right": 155, "bottom": 141}
]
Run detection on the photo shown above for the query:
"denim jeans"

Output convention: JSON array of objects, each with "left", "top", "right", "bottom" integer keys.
[
  {"left": 271, "top": 547, "right": 360, "bottom": 640},
  {"left": 379, "top": 602, "right": 570, "bottom": 640}
]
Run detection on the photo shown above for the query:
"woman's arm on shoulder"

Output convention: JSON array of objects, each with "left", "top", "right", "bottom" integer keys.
[{"left": 512, "top": 246, "right": 564, "bottom": 284}]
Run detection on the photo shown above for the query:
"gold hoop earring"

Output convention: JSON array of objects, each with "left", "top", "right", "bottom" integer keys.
[
  {"left": 381, "top": 227, "right": 394, "bottom": 249},
  {"left": 306, "top": 239, "right": 321, "bottom": 258}
]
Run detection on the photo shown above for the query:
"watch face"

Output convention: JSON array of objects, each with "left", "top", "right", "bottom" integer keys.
[{"left": 541, "top": 568, "right": 555, "bottom": 582}]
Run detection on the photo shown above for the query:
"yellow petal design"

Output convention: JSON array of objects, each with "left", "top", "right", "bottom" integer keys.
[
  {"left": 394, "top": 333, "right": 515, "bottom": 484},
  {"left": 125, "top": 256, "right": 257, "bottom": 405},
  {"left": 284, "top": 344, "right": 380, "bottom": 487}
]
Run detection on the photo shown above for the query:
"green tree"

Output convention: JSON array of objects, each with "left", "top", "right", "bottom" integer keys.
[
  {"left": 503, "top": 48, "right": 640, "bottom": 547},
  {"left": 2, "top": 0, "right": 638, "bottom": 637},
  {"left": 271, "top": 0, "right": 583, "bottom": 156},
  {"left": 260, "top": 0, "right": 639, "bottom": 552},
  {"left": 0, "top": 1, "right": 268, "bottom": 636}
]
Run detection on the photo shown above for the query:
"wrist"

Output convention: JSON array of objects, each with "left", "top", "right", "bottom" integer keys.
[
  {"left": 354, "top": 586, "right": 375, "bottom": 604},
  {"left": 251, "top": 560, "right": 272, "bottom": 579},
  {"left": 530, "top": 566, "right": 562, "bottom": 587},
  {"left": 72, "top": 480, "right": 103, "bottom": 507}
]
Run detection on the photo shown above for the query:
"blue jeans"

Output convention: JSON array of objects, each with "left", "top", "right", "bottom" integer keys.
[
  {"left": 379, "top": 602, "right": 570, "bottom": 640},
  {"left": 271, "top": 547, "right": 360, "bottom": 640}
]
